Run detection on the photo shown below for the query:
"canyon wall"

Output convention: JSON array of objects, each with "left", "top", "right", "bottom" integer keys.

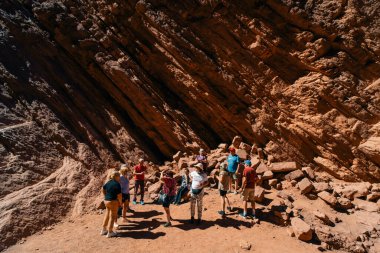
[{"left": 1, "top": 0, "right": 379, "bottom": 250}]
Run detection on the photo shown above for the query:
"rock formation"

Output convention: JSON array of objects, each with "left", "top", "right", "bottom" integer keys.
[{"left": 0, "top": 0, "right": 379, "bottom": 250}]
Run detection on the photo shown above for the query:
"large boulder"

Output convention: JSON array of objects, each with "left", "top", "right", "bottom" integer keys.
[
  {"left": 291, "top": 217, "right": 313, "bottom": 241},
  {"left": 298, "top": 178, "right": 314, "bottom": 194},
  {"left": 284, "top": 170, "right": 304, "bottom": 181},
  {"left": 256, "top": 163, "right": 269, "bottom": 174},
  {"left": 148, "top": 181, "right": 162, "bottom": 194},
  {"left": 254, "top": 186, "right": 265, "bottom": 202},
  {"left": 270, "top": 162, "right": 300, "bottom": 173},
  {"left": 318, "top": 191, "right": 338, "bottom": 207},
  {"left": 239, "top": 142, "right": 252, "bottom": 152},
  {"left": 313, "top": 182, "right": 331, "bottom": 193},
  {"left": 262, "top": 170, "right": 273, "bottom": 180},
  {"left": 236, "top": 149, "right": 248, "bottom": 160},
  {"left": 353, "top": 198, "right": 379, "bottom": 212},
  {"left": 333, "top": 182, "right": 371, "bottom": 200},
  {"left": 173, "top": 151, "right": 182, "bottom": 162},
  {"left": 358, "top": 137, "right": 380, "bottom": 165},
  {"left": 232, "top": 136, "right": 242, "bottom": 148}
]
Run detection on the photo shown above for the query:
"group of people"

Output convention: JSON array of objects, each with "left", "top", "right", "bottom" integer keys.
[{"left": 100, "top": 147, "right": 258, "bottom": 238}]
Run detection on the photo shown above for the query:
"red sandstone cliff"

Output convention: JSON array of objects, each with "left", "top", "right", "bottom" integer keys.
[{"left": 0, "top": 0, "right": 379, "bottom": 250}]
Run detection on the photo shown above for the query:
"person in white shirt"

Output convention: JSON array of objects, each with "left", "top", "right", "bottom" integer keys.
[{"left": 189, "top": 163, "right": 208, "bottom": 224}]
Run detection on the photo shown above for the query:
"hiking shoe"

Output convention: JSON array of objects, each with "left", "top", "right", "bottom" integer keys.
[
  {"left": 132, "top": 200, "right": 137, "bottom": 205},
  {"left": 227, "top": 206, "right": 232, "bottom": 212},
  {"left": 140, "top": 200, "right": 145, "bottom": 205},
  {"left": 100, "top": 229, "right": 108, "bottom": 236},
  {"left": 190, "top": 217, "right": 194, "bottom": 224},
  {"left": 106, "top": 231, "right": 117, "bottom": 238},
  {"left": 197, "top": 219, "right": 201, "bottom": 225},
  {"left": 127, "top": 208, "right": 134, "bottom": 213},
  {"left": 163, "top": 222, "right": 172, "bottom": 227},
  {"left": 217, "top": 210, "right": 225, "bottom": 216},
  {"left": 239, "top": 212, "right": 247, "bottom": 218},
  {"left": 113, "top": 223, "right": 119, "bottom": 228},
  {"left": 234, "top": 191, "right": 238, "bottom": 195}
]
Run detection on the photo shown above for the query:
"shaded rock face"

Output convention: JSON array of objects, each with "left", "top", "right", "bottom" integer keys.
[{"left": 0, "top": 0, "right": 380, "bottom": 250}]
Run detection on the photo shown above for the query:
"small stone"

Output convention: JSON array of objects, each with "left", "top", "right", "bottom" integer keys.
[
  {"left": 338, "top": 197, "right": 354, "bottom": 209},
  {"left": 268, "top": 179, "right": 278, "bottom": 187},
  {"left": 239, "top": 240, "right": 252, "bottom": 250}
]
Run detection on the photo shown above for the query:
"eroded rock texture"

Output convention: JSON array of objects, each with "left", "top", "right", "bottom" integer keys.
[{"left": 1, "top": 0, "right": 379, "bottom": 250}]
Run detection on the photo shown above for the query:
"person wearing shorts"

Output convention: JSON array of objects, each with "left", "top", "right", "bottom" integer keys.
[
  {"left": 189, "top": 163, "right": 208, "bottom": 224},
  {"left": 240, "top": 160, "right": 258, "bottom": 218},
  {"left": 160, "top": 170, "right": 177, "bottom": 227},
  {"left": 119, "top": 164, "right": 132, "bottom": 223},
  {"left": 100, "top": 170, "right": 122, "bottom": 238},
  {"left": 217, "top": 163, "right": 231, "bottom": 216},
  {"left": 227, "top": 147, "right": 240, "bottom": 194}
]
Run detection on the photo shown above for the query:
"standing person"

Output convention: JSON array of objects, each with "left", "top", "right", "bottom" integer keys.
[
  {"left": 119, "top": 164, "right": 132, "bottom": 222},
  {"left": 217, "top": 163, "right": 231, "bottom": 216},
  {"left": 196, "top": 148, "right": 208, "bottom": 170},
  {"left": 227, "top": 147, "right": 240, "bottom": 194},
  {"left": 240, "top": 160, "right": 258, "bottom": 218},
  {"left": 160, "top": 170, "right": 177, "bottom": 227},
  {"left": 133, "top": 158, "right": 147, "bottom": 205},
  {"left": 100, "top": 170, "right": 122, "bottom": 238},
  {"left": 189, "top": 163, "right": 208, "bottom": 224},
  {"left": 173, "top": 168, "right": 190, "bottom": 205}
]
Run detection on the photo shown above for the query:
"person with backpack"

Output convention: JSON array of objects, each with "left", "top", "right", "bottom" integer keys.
[
  {"left": 100, "top": 170, "right": 122, "bottom": 238},
  {"left": 217, "top": 162, "right": 232, "bottom": 216},
  {"left": 189, "top": 163, "right": 208, "bottom": 224},
  {"left": 239, "top": 160, "right": 258, "bottom": 218},
  {"left": 173, "top": 168, "right": 190, "bottom": 205},
  {"left": 227, "top": 147, "right": 240, "bottom": 194},
  {"left": 133, "top": 158, "right": 147, "bottom": 205},
  {"left": 160, "top": 170, "right": 177, "bottom": 227}
]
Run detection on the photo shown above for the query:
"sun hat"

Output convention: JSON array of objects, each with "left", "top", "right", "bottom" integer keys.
[{"left": 194, "top": 163, "right": 204, "bottom": 170}]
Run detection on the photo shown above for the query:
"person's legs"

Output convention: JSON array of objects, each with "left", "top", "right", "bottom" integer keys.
[
  {"left": 234, "top": 178, "right": 238, "bottom": 193},
  {"left": 108, "top": 201, "right": 118, "bottom": 232},
  {"left": 243, "top": 200, "right": 248, "bottom": 215},
  {"left": 250, "top": 200, "right": 256, "bottom": 216},
  {"left": 139, "top": 180, "right": 145, "bottom": 202},
  {"left": 228, "top": 176, "right": 232, "bottom": 192},
  {"left": 174, "top": 186, "right": 184, "bottom": 204},
  {"left": 190, "top": 195, "right": 196, "bottom": 222},
  {"left": 197, "top": 192, "right": 203, "bottom": 222},
  {"left": 164, "top": 207, "right": 171, "bottom": 223},
  {"left": 122, "top": 200, "right": 127, "bottom": 221},
  {"left": 133, "top": 183, "right": 138, "bottom": 203},
  {"left": 102, "top": 201, "right": 111, "bottom": 231}
]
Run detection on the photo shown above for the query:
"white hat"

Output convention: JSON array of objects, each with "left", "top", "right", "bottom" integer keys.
[
  {"left": 194, "top": 163, "right": 204, "bottom": 170},
  {"left": 138, "top": 158, "right": 144, "bottom": 162},
  {"left": 120, "top": 163, "right": 128, "bottom": 169}
]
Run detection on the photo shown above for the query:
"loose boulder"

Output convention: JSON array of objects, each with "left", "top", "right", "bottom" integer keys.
[
  {"left": 254, "top": 186, "right": 265, "bottom": 202},
  {"left": 291, "top": 217, "right": 313, "bottom": 241},
  {"left": 318, "top": 191, "right": 338, "bottom": 207},
  {"left": 284, "top": 170, "right": 304, "bottom": 181},
  {"left": 270, "top": 162, "right": 300, "bottom": 173},
  {"left": 298, "top": 178, "right": 314, "bottom": 194}
]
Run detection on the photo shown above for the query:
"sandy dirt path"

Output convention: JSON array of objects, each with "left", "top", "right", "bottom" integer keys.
[{"left": 7, "top": 188, "right": 324, "bottom": 253}]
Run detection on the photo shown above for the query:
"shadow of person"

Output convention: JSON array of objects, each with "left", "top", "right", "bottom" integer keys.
[
  {"left": 118, "top": 218, "right": 161, "bottom": 231},
  {"left": 131, "top": 210, "right": 164, "bottom": 219},
  {"left": 117, "top": 230, "right": 166, "bottom": 239},
  {"left": 172, "top": 217, "right": 252, "bottom": 231}
]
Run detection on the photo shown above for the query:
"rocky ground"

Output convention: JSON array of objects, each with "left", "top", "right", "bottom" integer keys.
[{"left": 7, "top": 138, "right": 379, "bottom": 253}]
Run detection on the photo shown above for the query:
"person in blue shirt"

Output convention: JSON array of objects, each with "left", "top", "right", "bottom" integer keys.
[{"left": 227, "top": 147, "right": 240, "bottom": 194}]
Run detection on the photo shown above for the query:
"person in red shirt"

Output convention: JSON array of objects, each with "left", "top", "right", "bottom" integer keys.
[
  {"left": 160, "top": 170, "right": 177, "bottom": 227},
  {"left": 239, "top": 160, "right": 258, "bottom": 218},
  {"left": 133, "top": 158, "right": 147, "bottom": 205}
]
